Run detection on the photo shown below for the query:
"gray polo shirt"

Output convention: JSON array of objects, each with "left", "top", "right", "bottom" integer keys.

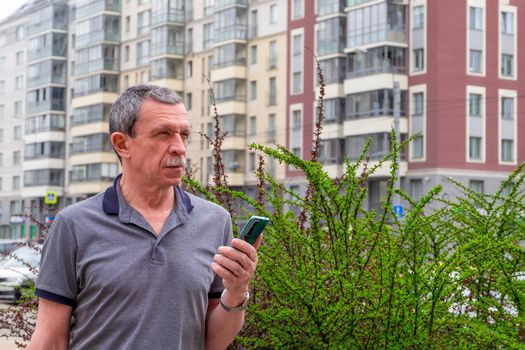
[{"left": 36, "top": 175, "right": 232, "bottom": 349}]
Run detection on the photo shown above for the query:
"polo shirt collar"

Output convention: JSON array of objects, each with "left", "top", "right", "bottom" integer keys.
[{"left": 102, "top": 174, "right": 194, "bottom": 216}]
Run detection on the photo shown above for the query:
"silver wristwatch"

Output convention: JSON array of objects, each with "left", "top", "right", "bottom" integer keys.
[{"left": 220, "top": 290, "right": 250, "bottom": 312}]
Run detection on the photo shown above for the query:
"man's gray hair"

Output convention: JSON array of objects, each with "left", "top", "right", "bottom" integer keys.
[{"left": 109, "top": 84, "right": 184, "bottom": 137}]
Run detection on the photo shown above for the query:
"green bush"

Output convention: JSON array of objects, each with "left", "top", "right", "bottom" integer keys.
[{"left": 186, "top": 65, "right": 525, "bottom": 349}]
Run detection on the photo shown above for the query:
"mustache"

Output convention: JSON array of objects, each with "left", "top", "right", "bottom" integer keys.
[{"left": 165, "top": 157, "right": 186, "bottom": 167}]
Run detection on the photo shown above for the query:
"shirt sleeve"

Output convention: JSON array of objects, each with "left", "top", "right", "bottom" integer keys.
[
  {"left": 35, "top": 212, "right": 78, "bottom": 306},
  {"left": 208, "top": 214, "right": 233, "bottom": 299}
]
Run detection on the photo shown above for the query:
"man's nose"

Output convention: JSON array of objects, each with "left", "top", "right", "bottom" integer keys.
[{"left": 168, "top": 134, "right": 186, "bottom": 155}]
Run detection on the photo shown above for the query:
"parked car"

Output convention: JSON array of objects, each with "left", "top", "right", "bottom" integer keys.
[
  {"left": 0, "top": 239, "right": 26, "bottom": 262},
  {"left": 0, "top": 244, "right": 41, "bottom": 304}
]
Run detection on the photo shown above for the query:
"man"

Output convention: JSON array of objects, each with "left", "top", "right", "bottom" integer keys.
[{"left": 28, "top": 85, "right": 261, "bottom": 349}]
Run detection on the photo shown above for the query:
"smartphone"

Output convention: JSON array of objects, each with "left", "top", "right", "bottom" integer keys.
[{"left": 238, "top": 216, "right": 269, "bottom": 245}]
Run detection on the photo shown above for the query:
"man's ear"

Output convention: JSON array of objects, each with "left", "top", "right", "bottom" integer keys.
[{"left": 111, "top": 132, "right": 131, "bottom": 160}]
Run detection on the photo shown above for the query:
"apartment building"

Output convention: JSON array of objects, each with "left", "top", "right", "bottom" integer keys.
[
  {"left": 0, "top": 10, "right": 29, "bottom": 237},
  {"left": 183, "top": 0, "right": 288, "bottom": 193},
  {"left": 0, "top": 0, "right": 522, "bottom": 237},
  {"left": 406, "top": 0, "right": 524, "bottom": 201},
  {"left": 289, "top": 0, "right": 524, "bottom": 210}
]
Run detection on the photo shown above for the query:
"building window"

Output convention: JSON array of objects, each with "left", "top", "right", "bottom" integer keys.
[
  {"left": 186, "top": 61, "right": 192, "bottom": 78},
  {"left": 270, "top": 4, "right": 278, "bottom": 24},
  {"left": 469, "top": 49, "right": 482, "bottom": 73},
  {"left": 136, "top": 40, "right": 150, "bottom": 66},
  {"left": 16, "top": 51, "right": 23, "bottom": 65},
  {"left": 13, "top": 151, "right": 20, "bottom": 166},
  {"left": 0, "top": 105, "right": 4, "bottom": 118},
  {"left": 0, "top": 128, "right": 3, "bottom": 142},
  {"left": 203, "top": 22, "right": 214, "bottom": 49},
  {"left": 248, "top": 152, "right": 256, "bottom": 171},
  {"left": 125, "top": 16, "right": 131, "bottom": 33},
  {"left": 249, "top": 10, "right": 258, "bottom": 38},
  {"left": 501, "top": 97, "right": 514, "bottom": 120},
  {"left": 0, "top": 81, "right": 4, "bottom": 95},
  {"left": 413, "top": 92, "right": 424, "bottom": 115},
  {"left": 13, "top": 126, "right": 21, "bottom": 140},
  {"left": 469, "top": 180, "right": 484, "bottom": 194},
  {"left": 292, "top": 110, "right": 302, "bottom": 130},
  {"left": 124, "top": 45, "right": 130, "bottom": 62},
  {"left": 15, "top": 75, "right": 23, "bottom": 90},
  {"left": 269, "top": 77, "right": 276, "bottom": 105},
  {"left": 410, "top": 179, "right": 423, "bottom": 201},
  {"left": 269, "top": 40, "right": 277, "bottom": 68},
  {"left": 293, "top": 0, "right": 303, "bottom": 19},
  {"left": 501, "top": 12, "right": 514, "bottom": 34},
  {"left": 0, "top": 153, "right": 2, "bottom": 166},
  {"left": 292, "top": 34, "right": 303, "bottom": 94},
  {"left": 12, "top": 176, "right": 20, "bottom": 190},
  {"left": 469, "top": 93, "right": 482, "bottom": 117},
  {"left": 413, "top": 49, "right": 424, "bottom": 72},
  {"left": 412, "top": 135, "right": 424, "bottom": 159},
  {"left": 138, "top": 10, "right": 151, "bottom": 35},
  {"left": 250, "top": 45, "right": 257, "bottom": 64},
  {"left": 268, "top": 113, "right": 276, "bottom": 142},
  {"left": 186, "top": 93, "right": 192, "bottom": 110},
  {"left": 16, "top": 26, "right": 24, "bottom": 40},
  {"left": 123, "top": 75, "right": 129, "bottom": 89},
  {"left": 469, "top": 136, "right": 482, "bottom": 160},
  {"left": 413, "top": 6, "right": 424, "bottom": 28},
  {"left": 501, "top": 139, "right": 514, "bottom": 162},
  {"left": 249, "top": 81, "right": 257, "bottom": 100},
  {"left": 469, "top": 7, "right": 482, "bottom": 30},
  {"left": 249, "top": 116, "right": 256, "bottom": 136},
  {"left": 501, "top": 54, "right": 513, "bottom": 77}
]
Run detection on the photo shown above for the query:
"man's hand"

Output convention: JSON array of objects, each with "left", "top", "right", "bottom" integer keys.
[{"left": 211, "top": 235, "right": 262, "bottom": 302}]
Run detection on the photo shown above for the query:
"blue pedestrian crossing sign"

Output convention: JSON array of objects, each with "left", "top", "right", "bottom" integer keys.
[
  {"left": 393, "top": 205, "right": 404, "bottom": 218},
  {"left": 44, "top": 191, "right": 58, "bottom": 205}
]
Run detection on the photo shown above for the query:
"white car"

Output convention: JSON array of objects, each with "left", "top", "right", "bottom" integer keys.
[{"left": 0, "top": 245, "right": 41, "bottom": 304}]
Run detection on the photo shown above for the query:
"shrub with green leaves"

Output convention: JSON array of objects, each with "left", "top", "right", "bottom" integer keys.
[{"left": 185, "top": 63, "right": 525, "bottom": 349}]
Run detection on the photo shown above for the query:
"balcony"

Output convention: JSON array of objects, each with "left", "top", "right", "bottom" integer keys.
[
  {"left": 27, "top": 5, "right": 68, "bottom": 37},
  {"left": 318, "top": 0, "right": 345, "bottom": 16},
  {"left": 27, "top": 99, "right": 65, "bottom": 115},
  {"left": 75, "top": 0, "right": 121, "bottom": 21},
  {"left": 346, "top": 0, "right": 376, "bottom": 7},
  {"left": 215, "top": 24, "right": 247, "bottom": 43},
  {"left": 214, "top": 0, "right": 248, "bottom": 11},
  {"left": 347, "top": 25, "right": 406, "bottom": 48},
  {"left": 72, "top": 104, "right": 111, "bottom": 126},
  {"left": 76, "top": 30, "right": 119, "bottom": 49},
  {"left": 27, "top": 61, "right": 67, "bottom": 88},
  {"left": 74, "top": 58, "right": 119, "bottom": 76},
  {"left": 347, "top": 65, "right": 406, "bottom": 78},
  {"left": 151, "top": 9, "right": 184, "bottom": 26},
  {"left": 151, "top": 42, "right": 185, "bottom": 56},
  {"left": 27, "top": 33, "right": 67, "bottom": 62},
  {"left": 150, "top": 58, "right": 184, "bottom": 81},
  {"left": 70, "top": 140, "right": 113, "bottom": 155}
]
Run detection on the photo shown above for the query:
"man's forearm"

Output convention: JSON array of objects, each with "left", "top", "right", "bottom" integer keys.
[{"left": 204, "top": 290, "right": 246, "bottom": 350}]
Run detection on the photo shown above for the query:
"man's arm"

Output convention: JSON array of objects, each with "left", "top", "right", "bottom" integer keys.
[
  {"left": 205, "top": 236, "right": 261, "bottom": 350},
  {"left": 28, "top": 298, "right": 72, "bottom": 350}
]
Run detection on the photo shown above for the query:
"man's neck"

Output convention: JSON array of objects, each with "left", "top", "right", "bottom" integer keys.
[{"left": 119, "top": 173, "right": 175, "bottom": 212}]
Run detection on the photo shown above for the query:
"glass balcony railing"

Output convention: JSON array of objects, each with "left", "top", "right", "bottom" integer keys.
[
  {"left": 151, "top": 9, "right": 184, "bottom": 26},
  {"left": 318, "top": 0, "right": 345, "bottom": 16},
  {"left": 214, "top": 0, "right": 248, "bottom": 11},
  {"left": 347, "top": 0, "right": 376, "bottom": 7},
  {"left": 27, "top": 99, "right": 65, "bottom": 115},
  {"left": 28, "top": 46, "right": 67, "bottom": 62},
  {"left": 74, "top": 58, "right": 119, "bottom": 76},
  {"left": 151, "top": 42, "right": 185, "bottom": 56},
  {"left": 27, "top": 71, "right": 67, "bottom": 88},
  {"left": 347, "top": 65, "right": 406, "bottom": 78},
  {"left": 215, "top": 24, "right": 247, "bottom": 43},
  {"left": 76, "top": 30, "right": 119, "bottom": 49},
  {"left": 75, "top": 0, "right": 121, "bottom": 21}
]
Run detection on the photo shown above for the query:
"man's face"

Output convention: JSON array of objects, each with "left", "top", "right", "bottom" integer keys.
[{"left": 126, "top": 99, "right": 190, "bottom": 188}]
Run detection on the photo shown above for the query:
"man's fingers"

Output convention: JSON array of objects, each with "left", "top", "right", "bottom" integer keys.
[
  {"left": 212, "top": 254, "right": 252, "bottom": 279},
  {"left": 229, "top": 239, "right": 258, "bottom": 262}
]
